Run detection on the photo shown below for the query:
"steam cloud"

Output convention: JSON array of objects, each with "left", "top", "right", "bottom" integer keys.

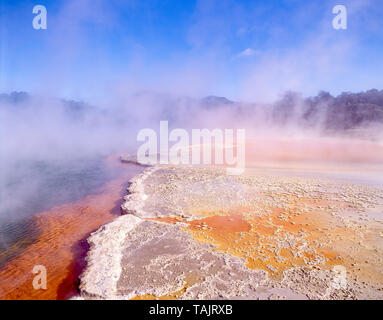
[{"left": 1, "top": 0, "right": 383, "bottom": 252}]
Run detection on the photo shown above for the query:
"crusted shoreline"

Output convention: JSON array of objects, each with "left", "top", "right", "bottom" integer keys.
[
  {"left": 78, "top": 163, "right": 383, "bottom": 300},
  {"left": 120, "top": 166, "right": 161, "bottom": 218},
  {"left": 77, "top": 164, "right": 159, "bottom": 299}
]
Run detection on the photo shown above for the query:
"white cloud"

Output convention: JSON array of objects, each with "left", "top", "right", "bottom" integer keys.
[{"left": 236, "top": 48, "right": 259, "bottom": 58}]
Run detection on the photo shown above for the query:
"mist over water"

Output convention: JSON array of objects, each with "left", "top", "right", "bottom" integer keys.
[
  {"left": 0, "top": 93, "right": 129, "bottom": 255},
  {"left": 1, "top": 89, "right": 382, "bottom": 224},
  {"left": 1, "top": 0, "right": 383, "bottom": 272},
  {"left": 1, "top": 89, "right": 383, "bottom": 268},
  {"left": 0, "top": 156, "right": 119, "bottom": 262}
]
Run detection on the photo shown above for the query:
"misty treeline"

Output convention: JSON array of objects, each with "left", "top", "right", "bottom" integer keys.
[
  {"left": 268, "top": 89, "right": 383, "bottom": 131},
  {"left": 1, "top": 89, "right": 383, "bottom": 162},
  {"left": 2, "top": 89, "right": 383, "bottom": 134}
]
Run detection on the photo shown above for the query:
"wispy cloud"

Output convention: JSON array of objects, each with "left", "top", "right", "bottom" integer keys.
[{"left": 235, "top": 48, "right": 259, "bottom": 58}]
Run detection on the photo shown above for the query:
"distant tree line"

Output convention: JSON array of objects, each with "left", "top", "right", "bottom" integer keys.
[
  {"left": 271, "top": 89, "right": 383, "bottom": 130},
  {"left": 2, "top": 89, "right": 383, "bottom": 131}
]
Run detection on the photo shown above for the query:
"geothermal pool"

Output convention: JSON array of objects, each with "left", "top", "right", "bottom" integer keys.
[
  {"left": 0, "top": 156, "right": 143, "bottom": 300},
  {"left": 1, "top": 138, "right": 383, "bottom": 300}
]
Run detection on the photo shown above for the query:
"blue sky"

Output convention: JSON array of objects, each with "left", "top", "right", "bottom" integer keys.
[{"left": 1, "top": 0, "right": 383, "bottom": 103}]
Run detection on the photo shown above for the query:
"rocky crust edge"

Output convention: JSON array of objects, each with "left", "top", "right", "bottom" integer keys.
[{"left": 76, "top": 165, "right": 159, "bottom": 299}]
